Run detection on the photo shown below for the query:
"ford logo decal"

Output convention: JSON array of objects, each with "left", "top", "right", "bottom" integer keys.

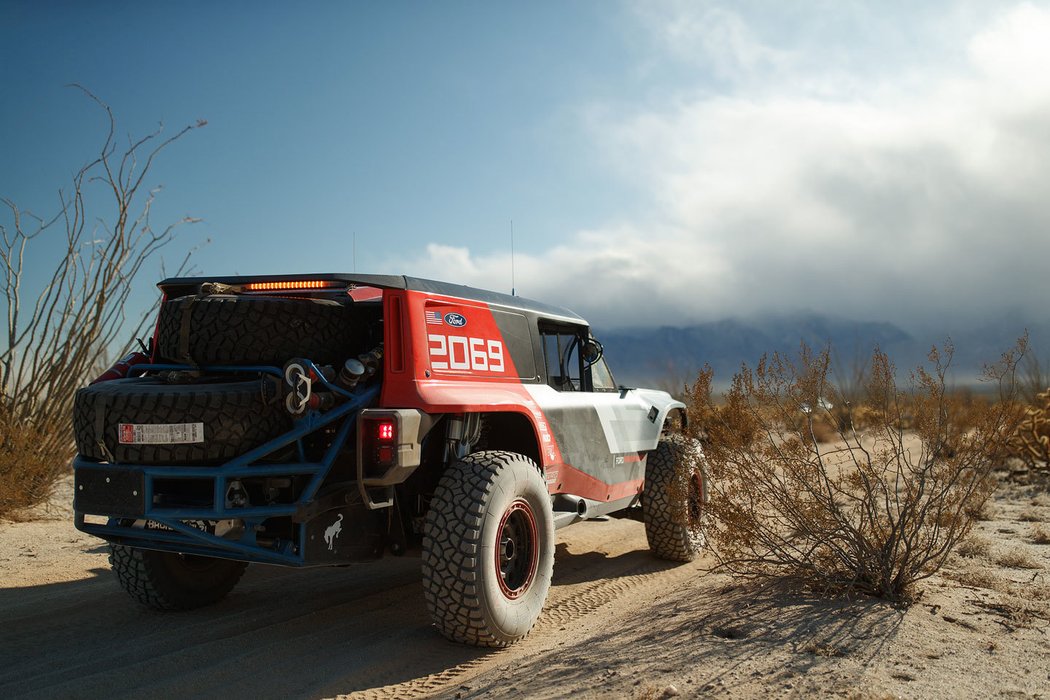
[{"left": 444, "top": 312, "right": 467, "bottom": 327}]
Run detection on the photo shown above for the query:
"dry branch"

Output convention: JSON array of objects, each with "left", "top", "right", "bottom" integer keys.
[
  {"left": 687, "top": 339, "right": 1026, "bottom": 601},
  {"left": 0, "top": 86, "right": 203, "bottom": 516}
]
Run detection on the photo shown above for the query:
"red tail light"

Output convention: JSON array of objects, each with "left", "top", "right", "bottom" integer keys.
[{"left": 362, "top": 417, "right": 398, "bottom": 467}]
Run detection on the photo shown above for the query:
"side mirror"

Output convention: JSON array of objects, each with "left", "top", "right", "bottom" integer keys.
[{"left": 582, "top": 338, "right": 603, "bottom": 366}]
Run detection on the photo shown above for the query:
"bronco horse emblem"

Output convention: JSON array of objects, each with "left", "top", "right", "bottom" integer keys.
[{"left": 324, "top": 514, "right": 343, "bottom": 551}]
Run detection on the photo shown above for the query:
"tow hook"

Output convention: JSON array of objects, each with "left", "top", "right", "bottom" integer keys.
[{"left": 284, "top": 361, "right": 313, "bottom": 414}]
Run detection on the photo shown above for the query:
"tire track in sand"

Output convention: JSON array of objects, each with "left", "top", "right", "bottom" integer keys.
[{"left": 348, "top": 555, "right": 704, "bottom": 700}]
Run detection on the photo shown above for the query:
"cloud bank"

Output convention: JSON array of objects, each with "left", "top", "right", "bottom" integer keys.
[{"left": 390, "top": 2, "right": 1050, "bottom": 331}]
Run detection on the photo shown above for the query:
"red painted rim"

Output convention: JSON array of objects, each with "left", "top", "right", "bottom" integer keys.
[{"left": 495, "top": 499, "right": 539, "bottom": 600}]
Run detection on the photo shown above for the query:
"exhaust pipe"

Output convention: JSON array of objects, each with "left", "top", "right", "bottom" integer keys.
[{"left": 556, "top": 494, "right": 589, "bottom": 518}]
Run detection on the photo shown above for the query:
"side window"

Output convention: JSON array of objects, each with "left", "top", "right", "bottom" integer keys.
[
  {"left": 589, "top": 356, "right": 617, "bottom": 392},
  {"left": 541, "top": 328, "right": 583, "bottom": 391}
]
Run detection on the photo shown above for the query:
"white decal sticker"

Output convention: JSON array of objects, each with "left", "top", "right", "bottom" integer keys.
[
  {"left": 428, "top": 334, "right": 506, "bottom": 374},
  {"left": 324, "top": 513, "right": 343, "bottom": 551},
  {"left": 487, "top": 339, "right": 505, "bottom": 372},
  {"left": 469, "top": 337, "right": 488, "bottom": 371},
  {"left": 428, "top": 334, "right": 448, "bottom": 370},
  {"left": 118, "top": 423, "right": 204, "bottom": 445},
  {"left": 449, "top": 336, "right": 470, "bottom": 370}
]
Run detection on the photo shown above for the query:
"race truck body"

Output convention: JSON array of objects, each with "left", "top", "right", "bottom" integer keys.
[{"left": 72, "top": 274, "right": 706, "bottom": 647}]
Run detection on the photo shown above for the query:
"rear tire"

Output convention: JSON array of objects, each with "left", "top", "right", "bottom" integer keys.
[
  {"left": 155, "top": 294, "right": 356, "bottom": 365},
  {"left": 643, "top": 437, "right": 707, "bottom": 562},
  {"left": 422, "top": 451, "right": 554, "bottom": 647},
  {"left": 108, "top": 544, "right": 247, "bottom": 610}
]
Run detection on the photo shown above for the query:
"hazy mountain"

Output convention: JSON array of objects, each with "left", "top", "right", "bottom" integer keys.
[{"left": 595, "top": 313, "right": 1044, "bottom": 390}]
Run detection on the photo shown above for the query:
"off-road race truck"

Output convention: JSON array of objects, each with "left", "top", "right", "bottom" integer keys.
[{"left": 72, "top": 274, "right": 706, "bottom": 647}]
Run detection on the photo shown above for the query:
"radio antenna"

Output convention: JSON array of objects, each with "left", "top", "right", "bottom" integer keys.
[
  {"left": 510, "top": 219, "right": 516, "bottom": 296},
  {"left": 353, "top": 231, "right": 357, "bottom": 272}
]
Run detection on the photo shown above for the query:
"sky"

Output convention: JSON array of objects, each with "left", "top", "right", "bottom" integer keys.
[{"left": 2, "top": 0, "right": 1049, "bottom": 334}]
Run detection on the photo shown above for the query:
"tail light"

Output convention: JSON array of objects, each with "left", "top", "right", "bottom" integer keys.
[{"left": 356, "top": 409, "right": 430, "bottom": 483}]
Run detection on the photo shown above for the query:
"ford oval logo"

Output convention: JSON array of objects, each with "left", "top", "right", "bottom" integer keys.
[{"left": 444, "top": 312, "right": 467, "bottom": 327}]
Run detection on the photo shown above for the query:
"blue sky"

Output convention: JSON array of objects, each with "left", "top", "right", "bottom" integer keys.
[{"left": 3, "top": 1, "right": 1049, "bottom": 332}]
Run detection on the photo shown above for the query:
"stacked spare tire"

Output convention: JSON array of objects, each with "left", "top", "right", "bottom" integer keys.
[{"left": 74, "top": 292, "right": 356, "bottom": 465}]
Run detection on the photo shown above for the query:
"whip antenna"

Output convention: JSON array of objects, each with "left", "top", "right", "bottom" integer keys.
[{"left": 511, "top": 219, "right": 516, "bottom": 296}]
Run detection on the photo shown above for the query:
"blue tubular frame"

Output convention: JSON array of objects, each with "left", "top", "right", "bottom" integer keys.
[{"left": 73, "top": 362, "right": 381, "bottom": 567}]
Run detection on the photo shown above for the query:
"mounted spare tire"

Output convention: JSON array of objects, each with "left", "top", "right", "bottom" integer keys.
[
  {"left": 73, "top": 376, "right": 289, "bottom": 465},
  {"left": 155, "top": 294, "right": 356, "bottom": 365}
]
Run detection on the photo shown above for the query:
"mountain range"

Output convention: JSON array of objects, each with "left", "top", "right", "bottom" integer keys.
[{"left": 595, "top": 313, "right": 1046, "bottom": 391}]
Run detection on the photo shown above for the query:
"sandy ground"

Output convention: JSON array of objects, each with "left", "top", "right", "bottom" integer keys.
[{"left": 1, "top": 476, "right": 1048, "bottom": 699}]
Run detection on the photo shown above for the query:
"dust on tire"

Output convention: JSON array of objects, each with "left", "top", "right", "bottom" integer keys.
[
  {"left": 155, "top": 294, "right": 356, "bottom": 366},
  {"left": 421, "top": 450, "right": 555, "bottom": 647},
  {"left": 643, "top": 438, "right": 707, "bottom": 562}
]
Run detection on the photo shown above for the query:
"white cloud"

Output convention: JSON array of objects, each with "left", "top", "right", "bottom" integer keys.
[{"left": 390, "top": 2, "right": 1050, "bottom": 332}]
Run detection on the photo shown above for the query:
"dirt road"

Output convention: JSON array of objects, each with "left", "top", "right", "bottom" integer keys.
[
  {"left": 3, "top": 480, "right": 1049, "bottom": 699},
  {"left": 0, "top": 510, "right": 705, "bottom": 699}
]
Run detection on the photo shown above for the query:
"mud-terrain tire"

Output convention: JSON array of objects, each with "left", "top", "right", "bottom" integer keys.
[
  {"left": 643, "top": 437, "right": 707, "bottom": 562},
  {"left": 422, "top": 450, "right": 555, "bottom": 647},
  {"left": 155, "top": 294, "right": 355, "bottom": 365},
  {"left": 73, "top": 376, "right": 288, "bottom": 465},
  {"left": 109, "top": 543, "right": 247, "bottom": 610}
]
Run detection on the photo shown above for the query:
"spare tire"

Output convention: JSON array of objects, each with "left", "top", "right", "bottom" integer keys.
[
  {"left": 74, "top": 376, "right": 289, "bottom": 465},
  {"left": 155, "top": 294, "right": 356, "bottom": 366}
]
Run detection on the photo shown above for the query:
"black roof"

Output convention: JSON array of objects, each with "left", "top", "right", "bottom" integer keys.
[{"left": 158, "top": 273, "right": 586, "bottom": 324}]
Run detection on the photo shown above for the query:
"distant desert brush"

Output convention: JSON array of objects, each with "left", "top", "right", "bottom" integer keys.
[
  {"left": 1008, "top": 387, "right": 1050, "bottom": 476},
  {"left": 686, "top": 340, "right": 1026, "bottom": 602}
]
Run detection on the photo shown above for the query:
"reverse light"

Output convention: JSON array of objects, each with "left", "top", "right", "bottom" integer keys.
[{"left": 244, "top": 280, "right": 342, "bottom": 292}]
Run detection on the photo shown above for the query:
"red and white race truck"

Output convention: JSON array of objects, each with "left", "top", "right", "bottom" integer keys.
[{"left": 72, "top": 274, "right": 706, "bottom": 647}]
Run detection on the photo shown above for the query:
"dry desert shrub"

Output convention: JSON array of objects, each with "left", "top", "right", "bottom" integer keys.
[
  {"left": 956, "top": 535, "right": 992, "bottom": 559},
  {"left": 687, "top": 340, "right": 1025, "bottom": 602},
  {"left": 944, "top": 566, "right": 1008, "bottom": 592},
  {"left": 0, "top": 88, "right": 201, "bottom": 518},
  {"left": 1017, "top": 508, "right": 1044, "bottom": 523},
  {"left": 996, "top": 547, "right": 1042, "bottom": 570},
  {"left": 1007, "top": 388, "right": 1050, "bottom": 476},
  {"left": 1031, "top": 526, "right": 1050, "bottom": 545},
  {"left": 0, "top": 415, "right": 63, "bottom": 517}
]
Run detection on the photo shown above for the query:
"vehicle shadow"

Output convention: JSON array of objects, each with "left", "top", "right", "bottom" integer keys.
[{"left": 0, "top": 539, "right": 672, "bottom": 700}]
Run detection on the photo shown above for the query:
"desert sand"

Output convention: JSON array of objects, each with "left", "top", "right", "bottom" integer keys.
[{"left": 1, "top": 474, "right": 1048, "bottom": 699}]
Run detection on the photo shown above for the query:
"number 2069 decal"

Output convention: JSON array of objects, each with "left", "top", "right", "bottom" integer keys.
[{"left": 429, "top": 334, "right": 505, "bottom": 373}]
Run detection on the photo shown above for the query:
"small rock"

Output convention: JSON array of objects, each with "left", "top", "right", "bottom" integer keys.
[{"left": 661, "top": 684, "right": 680, "bottom": 698}]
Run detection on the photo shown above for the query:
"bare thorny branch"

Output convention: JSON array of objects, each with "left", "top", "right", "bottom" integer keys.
[{"left": 1, "top": 87, "right": 204, "bottom": 503}]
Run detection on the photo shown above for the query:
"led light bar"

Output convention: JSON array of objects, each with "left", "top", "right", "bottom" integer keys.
[{"left": 243, "top": 280, "right": 342, "bottom": 291}]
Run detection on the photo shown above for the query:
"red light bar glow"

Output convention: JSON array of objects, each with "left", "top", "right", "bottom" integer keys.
[
  {"left": 377, "top": 421, "right": 395, "bottom": 441},
  {"left": 244, "top": 280, "right": 342, "bottom": 291}
]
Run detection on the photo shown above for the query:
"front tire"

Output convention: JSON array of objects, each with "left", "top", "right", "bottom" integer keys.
[
  {"left": 422, "top": 451, "right": 554, "bottom": 647},
  {"left": 109, "top": 544, "right": 248, "bottom": 610},
  {"left": 643, "top": 437, "right": 707, "bottom": 562}
]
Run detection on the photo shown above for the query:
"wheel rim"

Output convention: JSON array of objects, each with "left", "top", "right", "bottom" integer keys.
[{"left": 495, "top": 499, "right": 539, "bottom": 599}]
